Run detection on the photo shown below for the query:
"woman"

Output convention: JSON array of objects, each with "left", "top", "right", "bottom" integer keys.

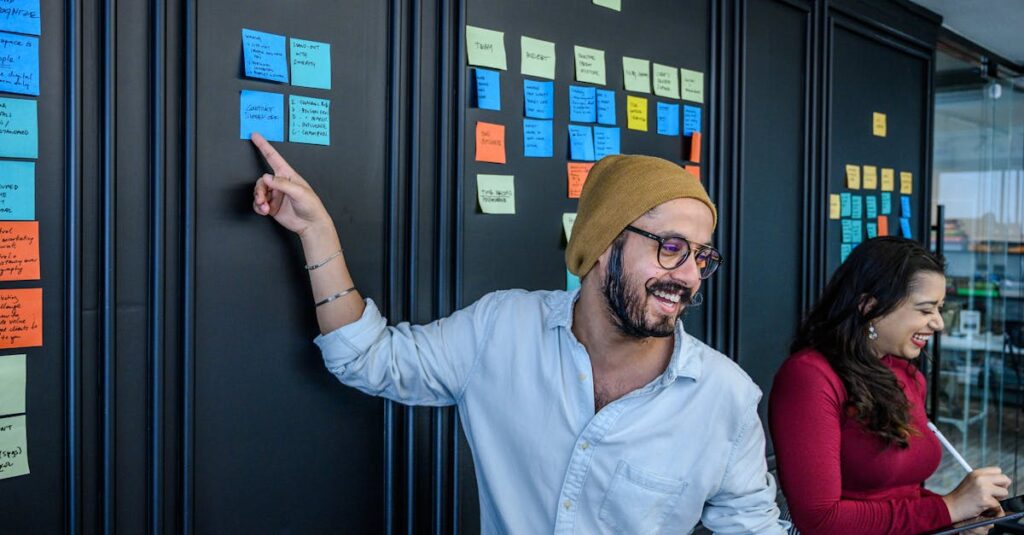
[{"left": 769, "top": 237, "right": 1011, "bottom": 535}]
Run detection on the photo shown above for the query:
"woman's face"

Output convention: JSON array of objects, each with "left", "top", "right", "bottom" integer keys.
[{"left": 870, "top": 271, "right": 946, "bottom": 359}]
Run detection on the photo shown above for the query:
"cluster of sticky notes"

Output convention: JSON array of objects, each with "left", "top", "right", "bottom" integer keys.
[{"left": 834, "top": 161, "right": 916, "bottom": 262}]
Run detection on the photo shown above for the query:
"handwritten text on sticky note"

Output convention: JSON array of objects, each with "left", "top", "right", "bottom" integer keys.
[{"left": 242, "top": 29, "right": 288, "bottom": 83}]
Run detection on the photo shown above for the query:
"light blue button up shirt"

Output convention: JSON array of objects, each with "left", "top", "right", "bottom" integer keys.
[{"left": 315, "top": 289, "right": 787, "bottom": 534}]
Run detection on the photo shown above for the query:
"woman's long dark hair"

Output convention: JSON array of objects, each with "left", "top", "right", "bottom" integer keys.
[{"left": 791, "top": 237, "right": 945, "bottom": 448}]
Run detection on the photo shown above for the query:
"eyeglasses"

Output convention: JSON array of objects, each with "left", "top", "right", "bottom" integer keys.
[{"left": 624, "top": 225, "right": 723, "bottom": 279}]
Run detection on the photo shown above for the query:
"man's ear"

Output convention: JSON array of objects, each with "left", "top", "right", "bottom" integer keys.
[{"left": 859, "top": 295, "right": 877, "bottom": 316}]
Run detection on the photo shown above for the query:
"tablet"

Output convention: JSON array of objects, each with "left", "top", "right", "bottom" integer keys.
[{"left": 921, "top": 495, "right": 1024, "bottom": 535}]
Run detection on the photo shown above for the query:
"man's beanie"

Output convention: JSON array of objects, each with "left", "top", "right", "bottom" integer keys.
[{"left": 565, "top": 155, "right": 717, "bottom": 278}]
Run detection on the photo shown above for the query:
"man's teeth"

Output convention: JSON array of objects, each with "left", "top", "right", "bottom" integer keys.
[{"left": 653, "top": 290, "right": 681, "bottom": 303}]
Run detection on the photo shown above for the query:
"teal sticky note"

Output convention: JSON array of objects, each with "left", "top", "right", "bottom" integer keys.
[
  {"left": 900, "top": 195, "right": 911, "bottom": 217},
  {"left": 523, "top": 119, "right": 552, "bottom": 157},
  {"left": 523, "top": 79, "right": 553, "bottom": 119},
  {"left": 0, "top": 1, "right": 40, "bottom": 35},
  {"left": 656, "top": 102, "right": 680, "bottom": 136},
  {"left": 841, "top": 220, "right": 852, "bottom": 243},
  {"left": 0, "top": 32, "right": 39, "bottom": 96},
  {"left": 683, "top": 105, "right": 701, "bottom": 135},
  {"left": 596, "top": 89, "right": 615, "bottom": 125},
  {"left": 866, "top": 196, "right": 877, "bottom": 218},
  {"left": 881, "top": 192, "right": 892, "bottom": 215},
  {"left": 0, "top": 97, "right": 37, "bottom": 158},
  {"left": 866, "top": 222, "right": 878, "bottom": 239},
  {"left": 568, "top": 125, "right": 595, "bottom": 161},
  {"left": 851, "top": 195, "right": 863, "bottom": 219},
  {"left": 853, "top": 221, "right": 863, "bottom": 243},
  {"left": 239, "top": 90, "right": 284, "bottom": 141},
  {"left": 841, "top": 243, "right": 852, "bottom": 263},
  {"left": 566, "top": 270, "right": 581, "bottom": 291},
  {"left": 290, "top": 38, "right": 331, "bottom": 89},
  {"left": 289, "top": 95, "right": 330, "bottom": 145},
  {"left": 900, "top": 217, "right": 912, "bottom": 239},
  {"left": 840, "top": 193, "right": 851, "bottom": 217},
  {"left": 242, "top": 29, "right": 288, "bottom": 83},
  {"left": 0, "top": 161, "right": 34, "bottom": 220},
  {"left": 593, "top": 126, "right": 620, "bottom": 160},
  {"left": 569, "top": 85, "right": 596, "bottom": 123},
  {"left": 475, "top": 68, "right": 501, "bottom": 111}
]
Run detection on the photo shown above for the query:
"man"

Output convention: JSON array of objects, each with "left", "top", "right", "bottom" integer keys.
[{"left": 251, "top": 132, "right": 786, "bottom": 534}]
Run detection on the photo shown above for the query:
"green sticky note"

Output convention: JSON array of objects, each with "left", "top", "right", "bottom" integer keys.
[
  {"left": 653, "top": 63, "right": 679, "bottom": 99},
  {"left": 0, "top": 414, "right": 29, "bottom": 480},
  {"left": 562, "top": 213, "right": 576, "bottom": 241},
  {"left": 593, "top": 0, "right": 621, "bottom": 10},
  {"left": 680, "top": 68, "right": 704, "bottom": 103},
  {"left": 477, "top": 174, "right": 515, "bottom": 214},
  {"left": 0, "top": 354, "right": 25, "bottom": 416},
  {"left": 520, "top": 36, "right": 555, "bottom": 80},
  {"left": 289, "top": 96, "right": 330, "bottom": 145},
  {"left": 290, "top": 38, "right": 331, "bottom": 90},
  {"left": 466, "top": 25, "right": 507, "bottom": 70},
  {"left": 574, "top": 45, "right": 606, "bottom": 85},
  {"left": 0, "top": 97, "right": 38, "bottom": 159},
  {"left": 622, "top": 57, "right": 650, "bottom": 93}
]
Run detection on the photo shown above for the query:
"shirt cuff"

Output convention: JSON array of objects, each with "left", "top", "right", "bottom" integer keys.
[{"left": 314, "top": 298, "right": 387, "bottom": 370}]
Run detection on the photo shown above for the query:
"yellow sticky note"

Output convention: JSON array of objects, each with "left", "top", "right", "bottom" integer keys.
[
  {"left": 829, "top": 194, "right": 841, "bottom": 220},
  {"left": 881, "top": 168, "right": 895, "bottom": 191},
  {"left": 573, "top": 45, "right": 606, "bottom": 85},
  {"left": 862, "top": 165, "right": 878, "bottom": 189},
  {"left": 466, "top": 25, "right": 507, "bottom": 70},
  {"left": 845, "top": 164, "right": 861, "bottom": 189},
  {"left": 627, "top": 95, "right": 647, "bottom": 131},
  {"left": 520, "top": 36, "right": 555, "bottom": 80},
  {"left": 0, "top": 414, "right": 29, "bottom": 480},
  {"left": 900, "top": 171, "right": 913, "bottom": 194},
  {"left": 562, "top": 213, "right": 577, "bottom": 241},
  {"left": 873, "top": 112, "right": 887, "bottom": 137},
  {"left": 477, "top": 174, "right": 515, "bottom": 214},
  {"left": 652, "top": 63, "right": 679, "bottom": 99},
  {"left": 622, "top": 57, "right": 650, "bottom": 94},
  {"left": 0, "top": 354, "right": 25, "bottom": 416},
  {"left": 680, "top": 68, "right": 703, "bottom": 103},
  {"left": 593, "top": 0, "right": 621, "bottom": 10}
]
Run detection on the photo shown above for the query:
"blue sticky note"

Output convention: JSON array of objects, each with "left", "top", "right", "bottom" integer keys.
[
  {"left": 900, "top": 218, "right": 912, "bottom": 239},
  {"left": 290, "top": 38, "right": 331, "bottom": 90},
  {"left": 900, "top": 196, "right": 911, "bottom": 217},
  {"left": 596, "top": 89, "right": 615, "bottom": 125},
  {"left": 567, "top": 270, "right": 581, "bottom": 291},
  {"left": 866, "top": 223, "right": 878, "bottom": 239},
  {"left": 568, "top": 125, "right": 595, "bottom": 161},
  {"left": 239, "top": 90, "right": 284, "bottom": 142},
  {"left": 242, "top": 29, "right": 288, "bottom": 83},
  {"left": 840, "top": 244, "right": 853, "bottom": 263},
  {"left": 289, "top": 95, "right": 330, "bottom": 145},
  {"left": 656, "top": 102, "right": 680, "bottom": 136},
  {"left": 0, "top": 96, "right": 37, "bottom": 158},
  {"left": 523, "top": 119, "right": 553, "bottom": 158},
  {"left": 840, "top": 193, "right": 851, "bottom": 217},
  {"left": 851, "top": 195, "right": 863, "bottom": 219},
  {"left": 683, "top": 105, "right": 701, "bottom": 135},
  {"left": 569, "top": 85, "right": 596, "bottom": 123},
  {"left": 853, "top": 221, "right": 863, "bottom": 243},
  {"left": 0, "top": 160, "right": 34, "bottom": 220},
  {"left": 475, "top": 69, "right": 500, "bottom": 111},
  {"left": 841, "top": 220, "right": 852, "bottom": 243},
  {"left": 0, "top": 1, "right": 40, "bottom": 35},
  {"left": 866, "top": 196, "right": 878, "bottom": 219},
  {"left": 593, "top": 126, "right": 620, "bottom": 160},
  {"left": 523, "top": 79, "right": 553, "bottom": 119},
  {"left": 881, "top": 192, "right": 892, "bottom": 215},
  {"left": 0, "top": 32, "right": 39, "bottom": 96}
]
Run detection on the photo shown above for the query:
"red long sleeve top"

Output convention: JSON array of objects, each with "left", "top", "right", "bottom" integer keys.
[{"left": 769, "top": 349, "right": 952, "bottom": 535}]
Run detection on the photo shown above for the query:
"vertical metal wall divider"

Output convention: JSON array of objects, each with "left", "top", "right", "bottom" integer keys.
[
  {"left": 65, "top": 0, "right": 83, "bottom": 532},
  {"left": 101, "top": 0, "right": 117, "bottom": 531},
  {"left": 385, "top": 0, "right": 403, "bottom": 532},
  {"left": 181, "top": 0, "right": 197, "bottom": 530},
  {"left": 726, "top": 0, "right": 748, "bottom": 358},
  {"left": 802, "top": 0, "right": 823, "bottom": 314},
  {"left": 451, "top": 1, "right": 467, "bottom": 531}
]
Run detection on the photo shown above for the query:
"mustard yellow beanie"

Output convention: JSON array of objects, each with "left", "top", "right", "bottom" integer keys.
[{"left": 566, "top": 155, "right": 717, "bottom": 277}]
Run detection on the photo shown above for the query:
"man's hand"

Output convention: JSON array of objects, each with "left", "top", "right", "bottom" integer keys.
[{"left": 250, "top": 132, "right": 332, "bottom": 236}]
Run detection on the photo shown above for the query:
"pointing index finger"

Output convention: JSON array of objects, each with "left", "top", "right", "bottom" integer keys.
[{"left": 251, "top": 132, "right": 296, "bottom": 177}]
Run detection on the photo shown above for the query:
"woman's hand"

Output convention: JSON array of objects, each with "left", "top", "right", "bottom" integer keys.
[
  {"left": 250, "top": 132, "right": 332, "bottom": 237},
  {"left": 943, "top": 467, "right": 1012, "bottom": 522}
]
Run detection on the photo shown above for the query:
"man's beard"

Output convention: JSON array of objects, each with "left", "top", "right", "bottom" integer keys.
[{"left": 602, "top": 239, "right": 693, "bottom": 339}]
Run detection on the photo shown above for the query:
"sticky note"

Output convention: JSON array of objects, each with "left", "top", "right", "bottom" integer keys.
[
  {"left": 0, "top": 354, "right": 24, "bottom": 416},
  {"left": 523, "top": 79, "right": 553, "bottom": 119},
  {"left": 873, "top": 112, "right": 886, "bottom": 137},
  {"left": 593, "top": 0, "right": 621, "bottom": 10},
  {"left": 881, "top": 168, "right": 895, "bottom": 191},
  {"left": 568, "top": 125, "right": 595, "bottom": 161},
  {"left": 574, "top": 45, "right": 606, "bottom": 85},
  {"left": 622, "top": 57, "right": 650, "bottom": 93},
  {"left": 656, "top": 102, "right": 679, "bottom": 136},
  {"left": 684, "top": 165, "right": 700, "bottom": 180},
  {"left": 569, "top": 85, "right": 596, "bottom": 123},
  {"left": 475, "top": 122, "right": 506, "bottom": 164},
  {"left": 520, "top": 36, "right": 555, "bottom": 80},
  {"left": 900, "top": 217, "right": 912, "bottom": 239},
  {"left": 688, "top": 132, "right": 702, "bottom": 163},
  {"left": 466, "top": 25, "right": 506, "bottom": 70},
  {"left": 475, "top": 68, "right": 501, "bottom": 111},
  {"left": 0, "top": 161, "right": 33, "bottom": 220},
  {"left": 288, "top": 95, "right": 330, "bottom": 146},
  {"left": 596, "top": 89, "right": 615, "bottom": 125},
  {"left": 0, "top": 32, "right": 39, "bottom": 96},
  {"left": 567, "top": 162, "right": 594, "bottom": 198},
  {"left": 562, "top": 212, "right": 577, "bottom": 240},
  {"left": 866, "top": 223, "right": 878, "bottom": 239},
  {"left": 523, "top": 119, "right": 553, "bottom": 158},
  {"left": 680, "top": 68, "right": 703, "bottom": 103},
  {"left": 853, "top": 221, "right": 863, "bottom": 243},
  {"left": 627, "top": 96, "right": 647, "bottom": 131},
  {"left": 0, "top": 414, "right": 28, "bottom": 479},
  {"left": 866, "top": 196, "right": 877, "bottom": 219},
  {"left": 829, "top": 194, "right": 841, "bottom": 220},
  {"left": 0, "top": 288, "right": 40, "bottom": 348},
  {"left": 290, "top": 38, "right": 331, "bottom": 89},
  {"left": 0, "top": 1, "right": 40, "bottom": 35},
  {"left": 239, "top": 90, "right": 284, "bottom": 142},
  {"left": 0, "top": 96, "right": 37, "bottom": 158},
  {"left": 476, "top": 174, "right": 514, "bottom": 214},
  {"left": 653, "top": 63, "right": 679, "bottom": 99},
  {"left": 877, "top": 215, "right": 889, "bottom": 236},
  {"left": 841, "top": 220, "right": 853, "bottom": 243},
  {"left": 593, "top": 126, "right": 620, "bottom": 160},
  {"left": 841, "top": 244, "right": 852, "bottom": 263},
  {"left": 682, "top": 105, "right": 701, "bottom": 135},
  {"left": 241, "top": 29, "right": 288, "bottom": 83},
  {"left": 845, "top": 164, "right": 861, "bottom": 189},
  {"left": 881, "top": 192, "right": 892, "bottom": 215},
  {"left": 851, "top": 195, "right": 863, "bottom": 219},
  {"left": 900, "top": 196, "right": 911, "bottom": 217},
  {"left": 863, "top": 165, "right": 878, "bottom": 189},
  {"left": 840, "top": 192, "right": 851, "bottom": 217},
  {"left": 0, "top": 221, "right": 37, "bottom": 281},
  {"left": 566, "top": 270, "right": 581, "bottom": 291},
  {"left": 900, "top": 171, "right": 913, "bottom": 194}
]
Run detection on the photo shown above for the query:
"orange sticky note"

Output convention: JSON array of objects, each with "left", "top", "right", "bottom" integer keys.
[
  {"left": 689, "top": 132, "right": 702, "bottom": 163},
  {"left": 0, "top": 288, "right": 42, "bottom": 349},
  {"left": 877, "top": 216, "right": 889, "bottom": 237},
  {"left": 0, "top": 222, "right": 40, "bottom": 281},
  {"left": 567, "top": 162, "right": 595, "bottom": 198},
  {"left": 475, "top": 121, "right": 506, "bottom": 164},
  {"left": 684, "top": 165, "right": 701, "bottom": 180}
]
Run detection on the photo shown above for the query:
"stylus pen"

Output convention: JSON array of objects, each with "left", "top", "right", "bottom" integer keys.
[{"left": 928, "top": 421, "right": 974, "bottom": 473}]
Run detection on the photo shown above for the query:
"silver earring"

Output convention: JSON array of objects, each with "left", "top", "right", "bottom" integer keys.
[{"left": 868, "top": 324, "right": 878, "bottom": 340}]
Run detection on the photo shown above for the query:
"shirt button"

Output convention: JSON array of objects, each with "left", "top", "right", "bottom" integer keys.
[
  {"left": 578, "top": 373, "right": 587, "bottom": 382},
  {"left": 580, "top": 441, "right": 589, "bottom": 450},
  {"left": 563, "top": 499, "right": 572, "bottom": 510}
]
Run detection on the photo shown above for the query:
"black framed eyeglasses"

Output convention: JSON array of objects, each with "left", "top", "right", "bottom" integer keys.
[{"left": 624, "top": 225, "right": 723, "bottom": 279}]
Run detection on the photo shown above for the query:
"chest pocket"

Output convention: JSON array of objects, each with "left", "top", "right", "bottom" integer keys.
[{"left": 598, "top": 460, "right": 687, "bottom": 534}]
